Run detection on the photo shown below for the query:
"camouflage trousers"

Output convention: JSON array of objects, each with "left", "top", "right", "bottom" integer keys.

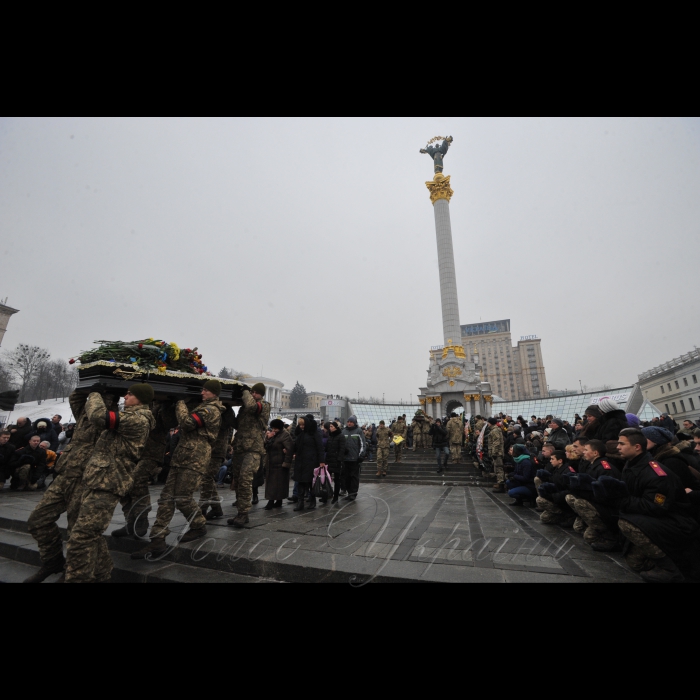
[
  {"left": 199, "top": 455, "right": 224, "bottom": 510},
  {"left": 618, "top": 519, "right": 665, "bottom": 572},
  {"left": 450, "top": 443, "right": 461, "bottom": 463},
  {"left": 566, "top": 495, "right": 617, "bottom": 546},
  {"left": 536, "top": 496, "right": 565, "bottom": 524},
  {"left": 573, "top": 517, "right": 585, "bottom": 534},
  {"left": 394, "top": 443, "right": 403, "bottom": 462},
  {"left": 119, "top": 457, "right": 159, "bottom": 536},
  {"left": 413, "top": 434, "right": 424, "bottom": 449},
  {"left": 65, "top": 489, "right": 120, "bottom": 583},
  {"left": 233, "top": 452, "right": 261, "bottom": 516},
  {"left": 377, "top": 446, "right": 389, "bottom": 473},
  {"left": 149, "top": 466, "right": 205, "bottom": 540},
  {"left": 27, "top": 473, "right": 84, "bottom": 564},
  {"left": 492, "top": 456, "right": 505, "bottom": 484}
]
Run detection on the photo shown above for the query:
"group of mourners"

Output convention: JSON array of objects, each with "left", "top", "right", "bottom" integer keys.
[{"left": 478, "top": 400, "right": 700, "bottom": 583}]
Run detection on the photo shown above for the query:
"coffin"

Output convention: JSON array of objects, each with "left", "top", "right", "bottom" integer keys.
[{"left": 77, "top": 361, "right": 249, "bottom": 406}]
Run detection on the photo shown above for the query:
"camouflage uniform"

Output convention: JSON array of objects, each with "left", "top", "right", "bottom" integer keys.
[
  {"left": 393, "top": 419, "right": 407, "bottom": 462},
  {"left": 149, "top": 396, "right": 224, "bottom": 540},
  {"left": 199, "top": 407, "right": 236, "bottom": 516},
  {"left": 376, "top": 426, "right": 393, "bottom": 475},
  {"left": 488, "top": 424, "right": 505, "bottom": 484},
  {"left": 65, "top": 393, "right": 154, "bottom": 583},
  {"left": 411, "top": 419, "right": 424, "bottom": 450},
  {"left": 119, "top": 401, "right": 176, "bottom": 537},
  {"left": 446, "top": 416, "right": 463, "bottom": 464},
  {"left": 232, "top": 389, "right": 270, "bottom": 517},
  {"left": 565, "top": 494, "right": 618, "bottom": 548},
  {"left": 421, "top": 418, "right": 432, "bottom": 448},
  {"left": 536, "top": 496, "right": 566, "bottom": 524},
  {"left": 27, "top": 391, "right": 105, "bottom": 570}
]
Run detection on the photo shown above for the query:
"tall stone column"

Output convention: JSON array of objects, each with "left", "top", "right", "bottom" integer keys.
[{"left": 425, "top": 174, "right": 462, "bottom": 351}]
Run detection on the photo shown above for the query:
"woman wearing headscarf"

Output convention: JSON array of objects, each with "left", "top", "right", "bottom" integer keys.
[
  {"left": 292, "top": 414, "right": 324, "bottom": 511},
  {"left": 263, "top": 419, "right": 294, "bottom": 510}
]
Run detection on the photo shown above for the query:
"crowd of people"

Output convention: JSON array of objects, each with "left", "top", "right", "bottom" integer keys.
[
  {"left": 0, "top": 414, "right": 71, "bottom": 491},
  {"left": 4, "top": 384, "right": 700, "bottom": 583},
  {"left": 479, "top": 401, "right": 700, "bottom": 583}
]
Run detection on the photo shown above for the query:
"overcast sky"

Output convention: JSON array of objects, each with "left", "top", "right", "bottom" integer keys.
[{"left": 1, "top": 117, "right": 699, "bottom": 401}]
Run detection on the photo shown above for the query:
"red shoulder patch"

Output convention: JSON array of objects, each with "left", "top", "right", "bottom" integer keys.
[
  {"left": 601, "top": 461, "right": 612, "bottom": 470},
  {"left": 568, "top": 466, "right": 576, "bottom": 473},
  {"left": 649, "top": 461, "right": 667, "bottom": 477},
  {"left": 256, "top": 402, "right": 262, "bottom": 415}
]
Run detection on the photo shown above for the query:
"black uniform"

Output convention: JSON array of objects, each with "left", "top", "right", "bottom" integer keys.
[
  {"left": 618, "top": 452, "right": 700, "bottom": 561},
  {"left": 570, "top": 457, "right": 622, "bottom": 526}
]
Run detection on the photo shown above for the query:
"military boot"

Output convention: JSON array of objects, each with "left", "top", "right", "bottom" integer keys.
[
  {"left": 22, "top": 552, "right": 65, "bottom": 583},
  {"left": 205, "top": 504, "right": 224, "bottom": 520},
  {"left": 111, "top": 523, "right": 133, "bottom": 538},
  {"left": 493, "top": 483, "right": 505, "bottom": 493},
  {"left": 130, "top": 538, "right": 167, "bottom": 560},
  {"left": 180, "top": 526, "right": 207, "bottom": 543},
  {"left": 228, "top": 514, "right": 249, "bottom": 528},
  {"left": 640, "top": 557, "right": 685, "bottom": 583},
  {"left": 200, "top": 504, "right": 210, "bottom": 519}
]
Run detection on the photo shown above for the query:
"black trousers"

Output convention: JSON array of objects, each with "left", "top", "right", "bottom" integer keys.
[
  {"left": 343, "top": 461, "right": 360, "bottom": 498},
  {"left": 330, "top": 470, "right": 343, "bottom": 499}
]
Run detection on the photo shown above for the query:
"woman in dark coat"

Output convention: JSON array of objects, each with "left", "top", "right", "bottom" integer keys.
[
  {"left": 292, "top": 414, "right": 324, "bottom": 511},
  {"left": 263, "top": 419, "right": 294, "bottom": 510},
  {"left": 324, "top": 421, "right": 346, "bottom": 505}
]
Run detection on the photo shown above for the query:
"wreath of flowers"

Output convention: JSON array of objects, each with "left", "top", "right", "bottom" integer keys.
[{"left": 69, "top": 339, "right": 213, "bottom": 375}]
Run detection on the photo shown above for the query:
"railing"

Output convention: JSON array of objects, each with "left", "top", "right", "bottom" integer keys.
[{"left": 638, "top": 349, "right": 700, "bottom": 380}]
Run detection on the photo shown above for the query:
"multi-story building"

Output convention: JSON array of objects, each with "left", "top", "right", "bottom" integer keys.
[
  {"left": 638, "top": 348, "right": 700, "bottom": 423},
  {"left": 458, "top": 319, "right": 548, "bottom": 401},
  {"left": 238, "top": 376, "right": 284, "bottom": 413},
  {"left": 0, "top": 300, "right": 19, "bottom": 348},
  {"left": 279, "top": 389, "right": 328, "bottom": 412}
]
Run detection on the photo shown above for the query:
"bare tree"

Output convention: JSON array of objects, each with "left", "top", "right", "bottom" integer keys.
[{"left": 3, "top": 344, "right": 50, "bottom": 402}]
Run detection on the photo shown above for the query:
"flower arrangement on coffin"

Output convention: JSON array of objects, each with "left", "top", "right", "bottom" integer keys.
[{"left": 69, "top": 339, "right": 213, "bottom": 376}]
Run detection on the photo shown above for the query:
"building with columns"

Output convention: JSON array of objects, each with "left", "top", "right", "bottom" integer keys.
[{"left": 0, "top": 300, "right": 19, "bottom": 348}]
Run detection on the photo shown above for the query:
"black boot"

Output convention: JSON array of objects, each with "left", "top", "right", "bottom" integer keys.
[
  {"left": 206, "top": 504, "right": 224, "bottom": 520},
  {"left": 273, "top": 500, "right": 283, "bottom": 508},
  {"left": 22, "top": 552, "right": 65, "bottom": 583},
  {"left": 307, "top": 493, "right": 316, "bottom": 511},
  {"left": 294, "top": 486, "right": 306, "bottom": 512},
  {"left": 264, "top": 500, "right": 275, "bottom": 510},
  {"left": 252, "top": 489, "right": 259, "bottom": 505}
]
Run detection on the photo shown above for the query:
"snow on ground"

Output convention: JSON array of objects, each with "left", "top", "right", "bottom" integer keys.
[{"left": 0, "top": 398, "right": 75, "bottom": 428}]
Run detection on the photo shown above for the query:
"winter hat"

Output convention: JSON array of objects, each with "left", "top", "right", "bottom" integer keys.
[
  {"left": 129, "top": 383, "right": 154, "bottom": 404},
  {"left": 513, "top": 444, "right": 529, "bottom": 457},
  {"left": 551, "top": 418, "right": 564, "bottom": 428},
  {"left": 251, "top": 382, "right": 266, "bottom": 396},
  {"left": 598, "top": 399, "right": 620, "bottom": 414},
  {"left": 37, "top": 421, "right": 47, "bottom": 429},
  {"left": 348, "top": 415, "right": 358, "bottom": 424},
  {"left": 641, "top": 426, "right": 674, "bottom": 446},
  {"left": 270, "top": 419, "right": 285, "bottom": 430},
  {"left": 203, "top": 379, "right": 221, "bottom": 396},
  {"left": 626, "top": 413, "right": 641, "bottom": 428},
  {"left": 585, "top": 404, "right": 603, "bottom": 419}
]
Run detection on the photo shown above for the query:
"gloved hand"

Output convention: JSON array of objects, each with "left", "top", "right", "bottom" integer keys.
[
  {"left": 536, "top": 469, "right": 551, "bottom": 481},
  {"left": 593, "top": 476, "right": 629, "bottom": 500},
  {"left": 569, "top": 472, "right": 594, "bottom": 491},
  {"left": 89, "top": 383, "right": 109, "bottom": 395},
  {"left": 18, "top": 455, "right": 36, "bottom": 466},
  {"left": 538, "top": 483, "right": 558, "bottom": 499}
]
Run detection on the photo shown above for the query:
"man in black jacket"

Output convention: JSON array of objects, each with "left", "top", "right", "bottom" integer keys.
[
  {"left": 565, "top": 439, "right": 622, "bottom": 551},
  {"left": 0, "top": 431, "right": 15, "bottom": 488},
  {"left": 597, "top": 428, "right": 700, "bottom": 583},
  {"left": 11, "top": 435, "right": 47, "bottom": 490},
  {"left": 536, "top": 450, "right": 577, "bottom": 526},
  {"left": 8, "top": 417, "right": 32, "bottom": 448},
  {"left": 546, "top": 418, "right": 571, "bottom": 450}
]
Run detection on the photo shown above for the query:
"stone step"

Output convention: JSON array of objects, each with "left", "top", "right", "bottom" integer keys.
[{"left": 0, "top": 529, "right": 279, "bottom": 584}]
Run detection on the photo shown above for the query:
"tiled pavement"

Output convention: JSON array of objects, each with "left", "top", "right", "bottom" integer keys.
[{"left": 0, "top": 481, "right": 642, "bottom": 583}]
